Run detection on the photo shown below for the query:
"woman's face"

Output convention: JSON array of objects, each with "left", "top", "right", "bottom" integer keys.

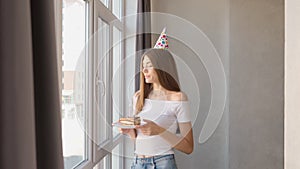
[{"left": 142, "top": 55, "right": 158, "bottom": 84}]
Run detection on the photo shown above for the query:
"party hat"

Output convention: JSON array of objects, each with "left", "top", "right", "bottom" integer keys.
[{"left": 154, "top": 27, "right": 169, "bottom": 49}]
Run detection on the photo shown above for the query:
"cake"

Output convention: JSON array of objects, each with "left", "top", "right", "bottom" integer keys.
[{"left": 119, "top": 116, "right": 141, "bottom": 126}]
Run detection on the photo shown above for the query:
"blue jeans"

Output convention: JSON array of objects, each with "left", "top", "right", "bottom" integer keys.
[{"left": 131, "top": 154, "right": 178, "bottom": 169}]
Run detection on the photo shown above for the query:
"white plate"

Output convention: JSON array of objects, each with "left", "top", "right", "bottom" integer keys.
[
  {"left": 112, "top": 122, "right": 136, "bottom": 129},
  {"left": 112, "top": 121, "right": 146, "bottom": 129}
]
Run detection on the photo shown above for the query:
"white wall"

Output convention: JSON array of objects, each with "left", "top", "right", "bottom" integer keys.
[
  {"left": 285, "top": 0, "right": 300, "bottom": 168},
  {"left": 229, "top": 0, "right": 284, "bottom": 168},
  {"left": 152, "top": 0, "right": 230, "bottom": 168},
  {"left": 152, "top": 0, "right": 284, "bottom": 169}
]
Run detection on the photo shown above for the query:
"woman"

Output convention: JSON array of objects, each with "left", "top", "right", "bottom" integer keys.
[{"left": 119, "top": 49, "right": 194, "bottom": 169}]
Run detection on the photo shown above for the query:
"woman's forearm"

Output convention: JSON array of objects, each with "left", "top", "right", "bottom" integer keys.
[
  {"left": 159, "top": 130, "right": 194, "bottom": 154},
  {"left": 135, "top": 120, "right": 194, "bottom": 154}
]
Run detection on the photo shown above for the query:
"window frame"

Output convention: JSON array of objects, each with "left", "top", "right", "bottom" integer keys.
[
  {"left": 57, "top": 0, "right": 126, "bottom": 168},
  {"left": 92, "top": 0, "right": 125, "bottom": 167}
]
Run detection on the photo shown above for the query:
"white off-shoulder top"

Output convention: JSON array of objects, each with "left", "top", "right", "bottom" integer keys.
[{"left": 133, "top": 98, "right": 191, "bottom": 156}]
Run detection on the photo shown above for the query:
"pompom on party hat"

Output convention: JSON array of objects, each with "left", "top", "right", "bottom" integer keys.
[{"left": 153, "top": 27, "right": 169, "bottom": 49}]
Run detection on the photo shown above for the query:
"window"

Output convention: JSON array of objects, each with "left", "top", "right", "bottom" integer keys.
[
  {"left": 112, "top": 144, "right": 123, "bottom": 169},
  {"left": 95, "top": 18, "right": 110, "bottom": 146},
  {"left": 100, "top": 0, "right": 109, "bottom": 8},
  {"left": 112, "top": 26, "right": 122, "bottom": 138},
  {"left": 112, "top": 0, "right": 122, "bottom": 19},
  {"left": 61, "top": 0, "right": 87, "bottom": 168},
  {"left": 60, "top": 0, "right": 125, "bottom": 168},
  {"left": 93, "top": 1, "right": 124, "bottom": 167}
]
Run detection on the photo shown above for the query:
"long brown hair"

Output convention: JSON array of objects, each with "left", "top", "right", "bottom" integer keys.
[{"left": 135, "top": 49, "right": 181, "bottom": 113}]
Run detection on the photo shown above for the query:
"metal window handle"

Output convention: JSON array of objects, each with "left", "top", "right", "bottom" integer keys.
[{"left": 96, "top": 80, "right": 105, "bottom": 97}]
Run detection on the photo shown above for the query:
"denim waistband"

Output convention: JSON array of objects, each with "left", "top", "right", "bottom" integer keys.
[{"left": 133, "top": 154, "right": 174, "bottom": 164}]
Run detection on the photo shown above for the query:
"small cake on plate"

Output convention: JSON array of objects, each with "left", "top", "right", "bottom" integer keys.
[{"left": 119, "top": 116, "right": 141, "bottom": 126}]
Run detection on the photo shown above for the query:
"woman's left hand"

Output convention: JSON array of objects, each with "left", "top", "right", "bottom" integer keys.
[{"left": 135, "top": 119, "right": 166, "bottom": 136}]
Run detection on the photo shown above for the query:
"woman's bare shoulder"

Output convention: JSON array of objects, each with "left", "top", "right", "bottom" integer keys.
[{"left": 169, "top": 91, "right": 188, "bottom": 101}]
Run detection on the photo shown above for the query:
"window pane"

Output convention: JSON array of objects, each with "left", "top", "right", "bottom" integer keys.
[
  {"left": 113, "top": 27, "right": 122, "bottom": 137},
  {"left": 100, "top": 0, "right": 109, "bottom": 8},
  {"left": 112, "top": 0, "right": 121, "bottom": 19},
  {"left": 96, "top": 19, "right": 109, "bottom": 145},
  {"left": 112, "top": 144, "right": 122, "bottom": 169},
  {"left": 62, "top": 0, "right": 87, "bottom": 168}
]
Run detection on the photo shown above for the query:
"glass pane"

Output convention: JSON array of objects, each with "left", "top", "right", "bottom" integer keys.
[
  {"left": 97, "top": 18, "right": 109, "bottom": 145},
  {"left": 112, "top": 0, "right": 121, "bottom": 19},
  {"left": 113, "top": 27, "right": 122, "bottom": 137},
  {"left": 112, "top": 144, "right": 122, "bottom": 169},
  {"left": 100, "top": 0, "right": 109, "bottom": 8},
  {"left": 93, "top": 156, "right": 108, "bottom": 169},
  {"left": 62, "top": 0, "right": 87, "bottom": 168}
]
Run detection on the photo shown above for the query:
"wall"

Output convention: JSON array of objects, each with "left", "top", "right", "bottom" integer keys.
[
  {"left": 229, "top": 0, "right": 284, "bottom": 168},
  {"left": 152, "top": 0, "right": 284, "bottom": 169},
  {"left": 285, "top": 0, "right": 300, "bottom": 168},
  {"left": 152, "top": 0, "right": 230, "bottom": 168}
]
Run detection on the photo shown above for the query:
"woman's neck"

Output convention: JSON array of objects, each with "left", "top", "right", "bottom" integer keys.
[
  {"left": 149, "top": 83, "right": 170, "bottom": 99},
  {"left": 152, "top": 83, "right": 167, "bottom": 92}
]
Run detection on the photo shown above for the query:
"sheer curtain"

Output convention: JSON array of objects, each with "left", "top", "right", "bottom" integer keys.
[{"left": 0, "top": 0, "right": 63, "bottom": 169}]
